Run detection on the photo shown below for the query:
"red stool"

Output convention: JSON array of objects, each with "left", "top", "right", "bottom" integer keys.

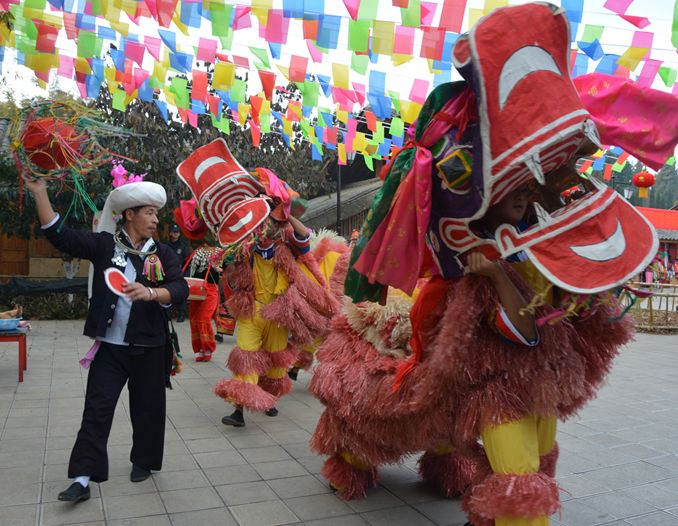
[{"left": 0, "top": 332, "right": 28, "bottom": 382}]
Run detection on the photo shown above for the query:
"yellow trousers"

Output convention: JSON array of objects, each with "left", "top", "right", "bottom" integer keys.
[
  {"left": 233, "top": 304, "right": 289, "bottom": 385},
  {"left": 481, "top": 415, "right": 557, "bottom": 526}
]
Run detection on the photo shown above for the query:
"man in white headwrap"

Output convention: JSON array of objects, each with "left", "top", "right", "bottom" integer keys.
[{"left": 25, "top": 176, "right": 188, "bottom": 503}]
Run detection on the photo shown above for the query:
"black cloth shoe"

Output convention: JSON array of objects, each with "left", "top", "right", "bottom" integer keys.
[
  {"left": 58, "top": 482, "right": 90, "bottom": 502},
  {"left": 265, "top": 407, "right": 278, "bottom": 417},
  {"left": 221, "top": 409, "right": 245, "bottom": 427},
  {"left": 215, "top": 334, "right": 224, "bottom": 343},
  {"left": 130, "top": 464, "right": 151, "bottom": 482},
  {"left": 288, "top": 368, "right": 298, "bottom": 381},
  {"left": 176, "top": 315, "right": 185, "bottom": 323}
]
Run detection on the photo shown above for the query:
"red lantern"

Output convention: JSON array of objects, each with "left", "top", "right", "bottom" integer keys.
[
  {"left": 21, "top": 118, "right": 84, "bottom": 172},
  {"left": 632, "top": 171, "right": 656, "bottom": 198}
]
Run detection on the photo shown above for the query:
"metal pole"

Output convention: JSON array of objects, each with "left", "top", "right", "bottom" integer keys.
[{"left": 336, "top": 163, "right": 342, "bottom": 235}]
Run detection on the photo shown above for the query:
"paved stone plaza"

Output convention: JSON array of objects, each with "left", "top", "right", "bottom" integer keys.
[{"left": 0, "top": 321, "right": 676, "bottom": 526}]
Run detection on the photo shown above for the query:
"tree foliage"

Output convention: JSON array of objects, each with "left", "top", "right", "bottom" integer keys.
[{"left": 0, "top": 82, "right": 334, "bottom": 239}]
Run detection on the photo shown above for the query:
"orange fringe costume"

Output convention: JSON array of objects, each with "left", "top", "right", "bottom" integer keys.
[{"left": 214, "top": 234, "right": 339, "bottom": 412}]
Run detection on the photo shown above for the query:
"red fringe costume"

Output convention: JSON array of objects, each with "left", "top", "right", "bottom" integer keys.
[
  {"left": 310, "top": 262, "right": 634, "bottom": 518},
  {"left": 214, "top": 242, "right": 340, "bottom": 412}
]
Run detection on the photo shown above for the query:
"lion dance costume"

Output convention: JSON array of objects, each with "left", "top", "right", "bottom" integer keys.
[
  {"left": 176, "top": 140, "right": 339, "bottom": 412},
  {"left": 310, "top": 4, "right": 668, "bottom": 526}
]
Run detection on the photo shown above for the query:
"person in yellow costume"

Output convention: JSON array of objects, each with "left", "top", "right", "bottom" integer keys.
[{"left": 215, "top": 216, "right": 339, "bottom": 427}]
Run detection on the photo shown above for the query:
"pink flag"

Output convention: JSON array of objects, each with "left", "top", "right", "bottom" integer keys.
[
  {"left": 619, "top": 14, "right": 650, "bottom": 28},
  {"left": 264, "top": 10, "right": 290, "bottom": 44},
  {"left": 343, "top": 0, "right": 360, "bottom": 20},
  {"left": 574, "top": 73, "right": 678, "bottom": 170},
  {"left": 144, "top": 36, "right": 161, "bottom": 61},
  {"left": 439, "top": 0, "right": 466, "bottom": 32},
  {"left": 197, "top": 38, "right": 218, "bottom": 63},
  {"left": 233, "top": 6, "right": 251, "bottom": 30},
  {"left": 421, "top": 2, "right": 437, "bottom": 25},
  {"left": 394, "top": 25, "right": 415, "bottom": 55},
  {"left": 409, "top": 79, "right": 429, "bottom": 104},
  {"left": 636, "top": 59, "right": 662, "bottom": 87},
  {"left": 603, "top": 0, "right": 634, "bottom": 14},
  {"left": 306, "top": 40, "right": 323, "bottom": 63},
  {"left": 57, "top": 55, "right": 74, "bottom": 78},
  {"left": 125, "top": 41, "right": 146, "bottom": 66}
]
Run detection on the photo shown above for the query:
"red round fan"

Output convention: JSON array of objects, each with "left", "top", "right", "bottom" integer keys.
[{"left": 104, "top": 268, "right": 129, "bottom": 297}]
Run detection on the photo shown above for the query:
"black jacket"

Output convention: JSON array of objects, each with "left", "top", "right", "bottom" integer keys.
[
  {"left": 167, "top": 238, "right": 191, "bottom": 266},
  {"left": 43, "top": 220, "right": 189, "bottom": 347}
]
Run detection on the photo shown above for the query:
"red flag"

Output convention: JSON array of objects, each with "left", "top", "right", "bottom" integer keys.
[{"left": 259, "top": 70, "right": 276, "bottom": 101}]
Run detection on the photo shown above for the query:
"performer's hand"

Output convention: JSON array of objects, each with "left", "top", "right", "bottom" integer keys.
[
  {"left": 24, "top": 175, "right": 47, "bottom": 195},
  {"left": 466, "top": 252, "right": 501, "bottom": 279},
  {"left": 122, "top": 282, "right": 154, "bottom": 301}
]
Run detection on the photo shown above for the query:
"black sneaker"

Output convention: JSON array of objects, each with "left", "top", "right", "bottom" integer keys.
[
  {"left": 265, "top": 407, "right": 278, "bottom": 417},
  {"left": 221, "top": 409, "right": 245, "bottom": 427},
  {"left": 176, "top": 315, "right": 185, "bottom": 323},
  {"left": 288, "top": 368, "right": 298, "bottom": 381},
  {"left": 58, "top": 482, "right": 90, "bottom": 502},
  {"left": 215, "top": 334, "right": 224, "bottom": 343},
  {"left": 130, "top": 464, "right": 151, "bottom": 482}
]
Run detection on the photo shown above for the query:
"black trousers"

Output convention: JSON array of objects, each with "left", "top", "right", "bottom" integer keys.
[{"left": 68, "top": 342, "right": 166, "bottom": 483}]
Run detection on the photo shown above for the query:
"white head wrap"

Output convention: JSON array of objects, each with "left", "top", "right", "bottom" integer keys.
[{"left": 96, "top": 181, "right": 167, "bottom": 234}]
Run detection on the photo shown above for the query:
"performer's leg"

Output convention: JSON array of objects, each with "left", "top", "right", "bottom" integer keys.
[
  {"left": 68, "top": 344, "right": 128, "bottom": 483},
  {"left": 419, "top": 443, "right": 484, "bottom": 498},
  {"left": 128, "top": 345, "right": 166, "bottom": 472},
  {"left": 258, "top": 320, "right": 295, "bottom": 400},
  {"left": 188, "top": 300, "right": 203, "bottom": 359},
  {"left": 290, "top": 338, "right": 321, "bottom": 380},
  {"left": 466, "top": 416, "right": 559, "bottom": 526},
  {"left": 214, "top": 310, "right": 277, "bottom": 414},
  {"left": 198, "top": 288, "right": 219, "bottom": 361},
  {"left": 537, "top": 416, "right": 558, "bottom": 478}
]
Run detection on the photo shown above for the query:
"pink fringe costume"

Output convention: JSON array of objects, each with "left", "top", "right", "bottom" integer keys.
[
  {"left": 310, "top": 261, "right": 634, "bottom": 521},
  {"left": 295, "top": 235, "right": 351, "bottom": 371},
  {"left": 214, "top": 239, "right": 339, "bottom": 412}
]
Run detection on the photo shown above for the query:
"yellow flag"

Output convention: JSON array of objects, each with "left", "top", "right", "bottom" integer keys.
[
  {"left": 277, "top": 64, "right": 290, "bottom": 81},
  {"left": 119, "top": 0, "right": 137, "bottom": 18},
  {"left": 251, "top": 0, "right": 272, "bottom": 25},
  {"left": 74, "top": 57, "right": 92, "bottom": 75},
  {"left": 392, "top": 54, "right": 413, "bottom": 66},
  {"left": 483, "top": 0, "right": 508, "bottom": 15},
  {"left": 353, "top": 132, "right": 368, "bottom": 153},
  {"left": 332, "top": 63, "right": 349, "bottom": 90},
  {"left": 213, "top": 62, "right": 235, "bottom": 90},
  {"left": 104, "top": 66, "right": 116, "bottom": 84},
  {"left": 617, "top": 47, "right": 649, "bottom": 71},
  {"left": 336, "top": 109, "right": 349, "bottom": 124},
  {"left": 238, "top": 103, "right": 250, "bottom": 125},
  {"left": 153, "top": 61, "right": 168, "bottom": 84},
  {"left": 338, "top": 143, "right": 347, "bottom": 165},
  {"left": 109, "top": 21, "right": 129, "bottom": 37},
  {"left": 172, "top": 11, "right": 190, "bottom": 36},
  {"left": 25, "top": 52, "right": 59, "bottom": 73},
  {"left": 283, "top": 117, "right": 293, "bottom": 136},
  {"left": 400, "top": 100, "right": 423, "bottom": 124},
  {"left": 372, "top": 21, "right": 395, "bottom": 56},
  {"left": 468, "top": 8, "right": 484, "bottom": 27}
]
